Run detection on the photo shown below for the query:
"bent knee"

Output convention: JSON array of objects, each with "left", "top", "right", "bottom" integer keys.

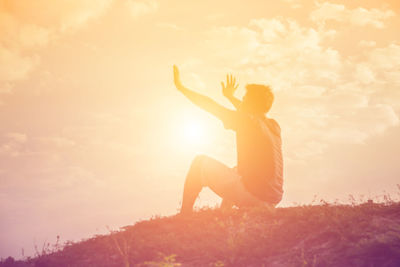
[
  {"left": 190, "top": 155, "right": 212, "bottom": 183},
  {"left": 191, "top": 154, "right": 209, "bottom": 169}
]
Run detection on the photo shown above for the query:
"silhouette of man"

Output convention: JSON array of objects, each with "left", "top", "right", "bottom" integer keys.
[{"left": 173, "top": 65, "right": 283, "bottom": 214}]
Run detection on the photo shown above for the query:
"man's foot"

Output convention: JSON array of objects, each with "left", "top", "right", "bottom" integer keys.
[
  {"left": 220, "top": 198, "right": 234, "bottom": 210},
  {"left": 177, "top": 207, "right": 194, "bottom": 217},
  {"left": 262, "top": 202, "right": 276, "bottom": 215}
]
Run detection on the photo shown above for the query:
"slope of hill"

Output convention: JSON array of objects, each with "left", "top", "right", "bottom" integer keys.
[{"left": 2, "top": 201, "right": 400, "bottom": 267}]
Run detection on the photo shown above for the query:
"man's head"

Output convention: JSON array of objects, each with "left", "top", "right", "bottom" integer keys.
[{"left": 242, "top": 84, "right": 274, "bottom": 114}]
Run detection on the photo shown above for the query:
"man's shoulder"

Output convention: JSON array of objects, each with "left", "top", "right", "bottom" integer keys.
[
  {"left": 264, "top": 117, "right": 281, "bottom": 136},
  {"left": 236, "top": 112, "right": 282, "bottom": 136},
  {"left": 266, "top": 118, "right": 280, "bottom": 128}
]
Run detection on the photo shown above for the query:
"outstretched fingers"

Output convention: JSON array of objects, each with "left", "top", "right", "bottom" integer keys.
[
  {"left": 173, "top": 65, "right": 184, "bottom": 90},
  {"left": 173, "top": 65, "right": 179, "bottom": 77},
  {"left": 222, "top": 73, "right": 239, "bottom": 95},
  {"left": 226, "top": 74, "right": 237, "bottom": 87}
]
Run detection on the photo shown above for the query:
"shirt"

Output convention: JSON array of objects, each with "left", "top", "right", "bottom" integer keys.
[{"left": 222, "top": 109, "right": 284, "bottom": 204}]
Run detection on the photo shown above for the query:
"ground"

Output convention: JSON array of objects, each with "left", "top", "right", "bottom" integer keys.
[{"left": 2, "top": 201, "right": 400, "bottom": 267}]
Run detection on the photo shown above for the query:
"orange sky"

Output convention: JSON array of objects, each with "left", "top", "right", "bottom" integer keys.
[{"left": 1, "top": 0, "right": 400, "bottom": 259}]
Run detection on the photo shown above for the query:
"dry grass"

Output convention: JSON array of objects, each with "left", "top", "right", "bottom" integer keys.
[{"left": 2, "top": 196, "right": 400, "bottom": 267}]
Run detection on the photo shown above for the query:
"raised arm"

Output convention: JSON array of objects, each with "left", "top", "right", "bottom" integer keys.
[
  {"left": 221, "top": 74, "right": 241, "bottom": 109},
  {"left": 173, "top": 65, "right": 234, "bottom": 121}
]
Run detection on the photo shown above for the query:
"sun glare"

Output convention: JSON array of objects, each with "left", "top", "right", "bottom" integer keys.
[{"left": 182, "top": 121, "right": 204, "bottom": 145}]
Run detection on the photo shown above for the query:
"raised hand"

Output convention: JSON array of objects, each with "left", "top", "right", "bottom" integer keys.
[
  {"left": 173, "top": 65, "right": 185, "bottom": 91},
  {"left": 221, "top": 74, "right": 239, "bottom": 98},
  {"left": 171, "top": 66, "right": 235, "bottom": 123}
]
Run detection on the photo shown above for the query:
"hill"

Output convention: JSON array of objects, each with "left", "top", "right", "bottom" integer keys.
[{"left": 2, "top": 201, "right": 400, "bottom": 267}]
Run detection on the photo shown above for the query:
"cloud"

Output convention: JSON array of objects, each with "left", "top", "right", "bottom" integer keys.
[
  {"left": 368, "top": 43, "right": 400, "bottom": 71},
  {"left": 0, "top": 132, "right": 28, "bottom": 157},
  {"left": 310, "top": 2, "right": 395, "bottom": 28},
  {"left": 361, "top": 44, "right": 400, "bottom": 111},
  {"left": 205, "top": 25, "right": 259, "bottom": 68},
  {"left": 355, "top": 64, "right": 376, "bottom": 84},
  {"left": 0, "top": 0, "right": 112, "bottom": 91},
  {"left": 156, "top": 22, "right": 181, "bottom": 31},
  {"left": 38, "top": 137, "right": 76, "bottom": 148},
  {"left": 35, "top": 165, "right": 99, "bottom": 190},
  {"left": 205, "top": 13, "right": 224, "bottom": 21},
  {"left": 351, "top": 43, "right": 400, "bottom": 96},
  {"left": 282, "top": 0, "right": 302, "bottom": 9},
  {"left": 0, "top": 47, "right": 39, "bottom": 82},
  {"left": 184, "top": 73, "right": 206, "bottom": 90},
  {"left": 293, "top": 85, "right": 327, "bottom": 98},
  {"left": 126, "top": 0, "right": 158, "bottom": 17},
  {"left": 5, "top": 133, "right": 27, "bottom": 143},
  {"left": 203, "top": 16, "right": 400, "bottom": 160},
  {"left": 324, "top": 104, "right": 399, "bottom": 144},
  {"left": 206, "top": 18, "right": 342, "bottom": 87},
  {"left": 57, "top": 0, "right": 113, "bottom": 31},
  {"left": 359, "top": 40, "right": 376, "bottom": 48},
  {"left": 2, "top": 0, "right": 113, "bottom": 32}
]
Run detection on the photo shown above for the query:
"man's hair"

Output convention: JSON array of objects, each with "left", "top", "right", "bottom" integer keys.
[{"left": 244, "top": 84, "right": 274, "bottom": 114}]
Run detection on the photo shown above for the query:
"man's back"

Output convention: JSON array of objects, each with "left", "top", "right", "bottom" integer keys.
[{"left": 230, "top": 111, "right": 284, "bottom": 204}]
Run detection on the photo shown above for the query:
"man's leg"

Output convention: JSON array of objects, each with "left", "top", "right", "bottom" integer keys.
[
  {"left": 220, "top": 198, "right": 234, "bottom": 209},
  {"left": 180, "top": 155, "right": 265, "bottom": 214},
  {"left": 180, "top": 155, "right": 205, "bottom": 214},
  {"left": 180, "top": 155, "right": 235, "bottom": 214},
  {"left": 181, "top": 155, "right": 241, "bottom": 214}
]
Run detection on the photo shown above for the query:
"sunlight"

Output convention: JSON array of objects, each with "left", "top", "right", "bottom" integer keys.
[{"left": 182, "top": 120, "right": 205, "bottom": 145}]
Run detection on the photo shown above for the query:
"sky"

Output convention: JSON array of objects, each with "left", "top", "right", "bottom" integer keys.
[{"left": 1, "top": 0, "right": 400, "bottom": 259}]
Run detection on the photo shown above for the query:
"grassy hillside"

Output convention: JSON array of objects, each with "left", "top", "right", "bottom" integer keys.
[{"left": 2, "top": 201, "right": 400, "bottom": 267}]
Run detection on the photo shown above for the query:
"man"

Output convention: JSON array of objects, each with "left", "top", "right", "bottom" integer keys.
[{"left": 173, "top": 65, "right": 283, "bottom": 214}]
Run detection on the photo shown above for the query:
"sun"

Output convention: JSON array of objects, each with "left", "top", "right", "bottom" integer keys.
[{"left": 182, "top": 120, "right": 205, "bottom": 145}]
